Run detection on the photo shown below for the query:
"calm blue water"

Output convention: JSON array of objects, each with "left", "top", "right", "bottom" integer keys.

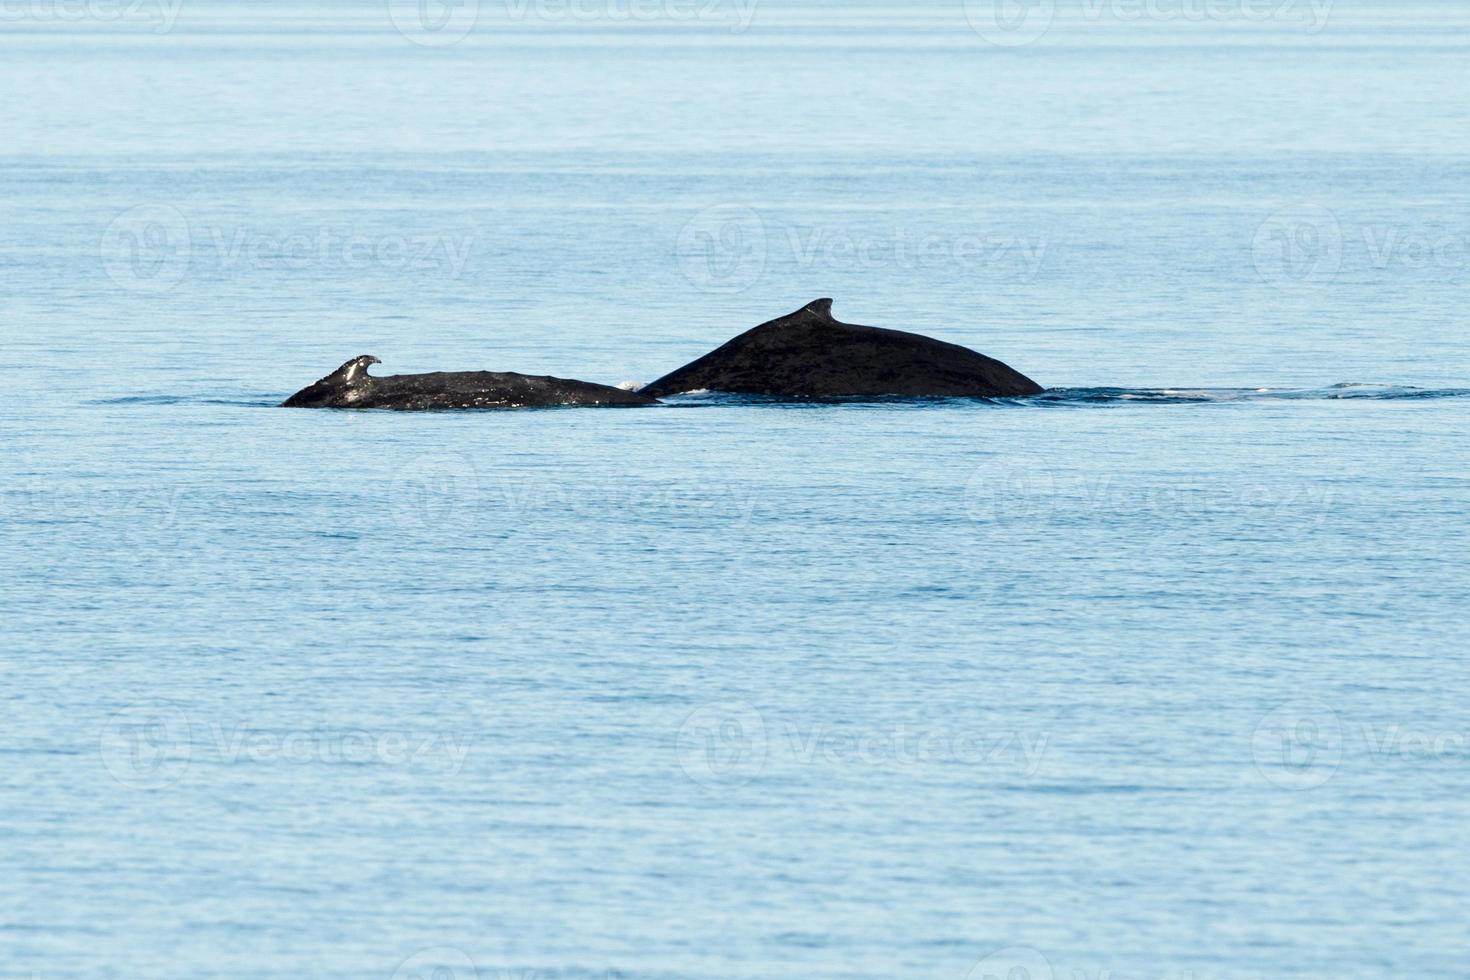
[{"left": 3, "top": 2, "right": 1470, "bottom": 978}]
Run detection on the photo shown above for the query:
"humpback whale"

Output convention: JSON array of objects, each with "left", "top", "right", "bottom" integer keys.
[
  {"left": 641, "top": 300, "right": 1043, "bottom": 399},
  {"left": 281, "top": 356, "right": 658, "bottom": 409}
]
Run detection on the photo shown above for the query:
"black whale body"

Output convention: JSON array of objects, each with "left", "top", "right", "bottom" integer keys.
[
  {"left": 282, "top": 356, "right": 657, "bottom": 410},
  {"left": 641, "top": 299, "right": 1043, "bottom": 399}
]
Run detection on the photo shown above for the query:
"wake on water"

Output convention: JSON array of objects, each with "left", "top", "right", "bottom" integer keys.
[
  {"left": 87, "top": 384, "right": 1470, "bottom": 410},
  {"left": 1018, "top": 383, "right": 1470, "bottom": 406},
  {"left": 650, "top": 384, "right": 1470, "bottom": 408}
]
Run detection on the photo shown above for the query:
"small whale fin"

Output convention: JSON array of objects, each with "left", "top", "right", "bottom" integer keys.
[
  {"left": 326, "top": 354, "right": 381, "bottom": 386},
  {"left": 281, "top": 355, "right": 381, "bottom": 408},
  {"left": 803, "top": 298, "right": 835, "bottom": 318}
]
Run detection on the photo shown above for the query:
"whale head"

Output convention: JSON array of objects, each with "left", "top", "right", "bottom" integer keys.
[{"left": 281, "top": 355, "right": 381, "bottom": 407}]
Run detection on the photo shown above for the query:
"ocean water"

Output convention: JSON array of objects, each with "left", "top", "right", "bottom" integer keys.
[{"left": 3, "top": 2, "right": 1470, "bottom": 977}]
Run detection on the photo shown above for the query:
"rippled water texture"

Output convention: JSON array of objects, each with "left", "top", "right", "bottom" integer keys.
[{"left": 3, "top": 2, "right": 1469, "bottom": 978}]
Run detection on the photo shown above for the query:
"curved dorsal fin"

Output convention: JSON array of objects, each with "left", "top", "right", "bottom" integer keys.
[
  {"left": 326, "top": 355, "right": 381, "bottom": 386},
  {"left": 804, "top": 298, "right": 835, "bottom": 318}
]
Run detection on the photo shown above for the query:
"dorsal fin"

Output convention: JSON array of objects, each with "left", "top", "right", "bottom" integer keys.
[
  {"left": 804, "top": 298, "right": 835, "bottom": 319},
  {"left": 326, "top": 355, "right": 381, "bottom": 386}
]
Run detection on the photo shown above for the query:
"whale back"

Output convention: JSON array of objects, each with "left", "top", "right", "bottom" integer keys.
[
  {"left": 281, "top": 355, "right": 380, "bottom": 407},
  {"left": 641, "top": 300, "right": 1043, "bottom": 398},
  {"left": 282, "top": 356, "right": 659, "bottom": 410}
]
